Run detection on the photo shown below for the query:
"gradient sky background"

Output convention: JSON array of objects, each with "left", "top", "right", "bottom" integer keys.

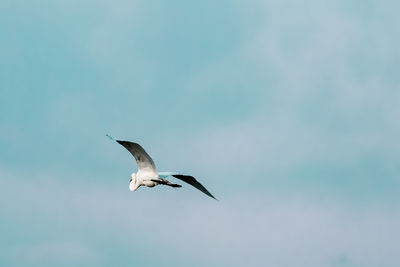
[{"left": 1, "top": 0, "right": 399, "bottom": 266}]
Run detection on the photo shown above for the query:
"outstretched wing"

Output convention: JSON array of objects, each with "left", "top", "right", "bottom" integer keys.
[
  {"left": 107, "top": 134, "right": 157, "bottom": 174},
  {"left": 173, "top": 175, "right": 217, "bottom": 200},
  {"left": 158, "top": 172, "right": 217, "bottom": 200}
]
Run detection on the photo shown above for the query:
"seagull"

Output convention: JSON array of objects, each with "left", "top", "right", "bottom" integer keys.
[{"left": 107, "top": 135, "right": 217, "bottom": 200}]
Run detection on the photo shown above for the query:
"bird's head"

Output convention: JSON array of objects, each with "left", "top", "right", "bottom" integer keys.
[{"left": 129, "top": 173, "right": 139, "bottom": 191}]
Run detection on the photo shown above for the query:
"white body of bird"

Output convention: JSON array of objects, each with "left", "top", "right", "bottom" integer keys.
[{"left": 129, "top": 171, "right": 158, "bottom": 191}]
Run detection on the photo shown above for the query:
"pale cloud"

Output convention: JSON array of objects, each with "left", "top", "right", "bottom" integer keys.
[
  {"left": 151, "top": 0, "right": 400, "bottom": 199},
  {"left": 1, "top": 166, "right": 399, "bottom": 266},
  {"left": 4, "top": 242, "right": 102, "bottom": 267}
]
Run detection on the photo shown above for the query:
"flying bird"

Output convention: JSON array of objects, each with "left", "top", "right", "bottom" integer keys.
[{"left": 107, "top": 134, "right": 217, "bottom": 200}]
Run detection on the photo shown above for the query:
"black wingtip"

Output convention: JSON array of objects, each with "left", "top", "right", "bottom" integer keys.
[
  {"left": 204, "top": 190, "right": 218, "bottom": 201},
  {"left": 209, "top": 194, "right": 219, "bottom": 201},
  {"left": 172, "top": 174, "right": 218, "bottom": 201}
]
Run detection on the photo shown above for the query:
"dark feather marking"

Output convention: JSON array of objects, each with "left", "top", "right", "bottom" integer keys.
[
  {"left": 151, "top": 179, "right": 182, "bottom": 188},
  {"left": 172, "top": 175, "right": 217, "bottom": 200}
]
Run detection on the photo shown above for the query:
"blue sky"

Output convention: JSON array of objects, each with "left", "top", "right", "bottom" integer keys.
[{"left": 1, "top": 0, "right": 399, "bottom": 266}]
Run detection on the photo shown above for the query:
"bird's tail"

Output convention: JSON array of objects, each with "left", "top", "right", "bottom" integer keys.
[{"left": 151, "top": 178, "right": 182, "bottom": 188}]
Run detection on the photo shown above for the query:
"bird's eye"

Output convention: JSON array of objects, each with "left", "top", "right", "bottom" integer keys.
[{"left": 130, "top": 178, "right": 133, "bottom": 182}]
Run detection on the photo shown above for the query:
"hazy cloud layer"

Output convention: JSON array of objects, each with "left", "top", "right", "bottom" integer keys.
[{"left": 1, "top": 167, "right": 399, "bottom": 266}]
